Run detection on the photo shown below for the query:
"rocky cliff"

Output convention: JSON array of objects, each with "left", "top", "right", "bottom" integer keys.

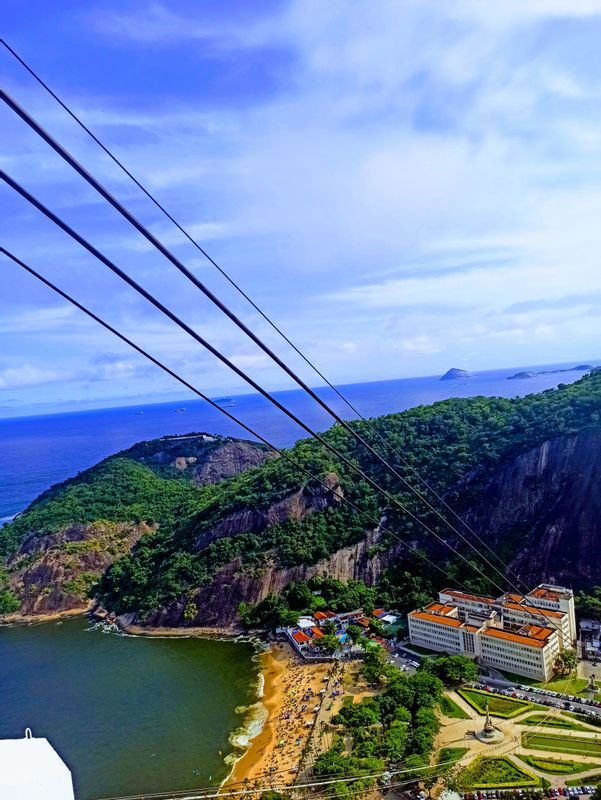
[
  {"left": 4, "top": 373, "right": 601, "bottom": 627},
  {"left": 460, "top": 429, "right": 601, "bottom": 589},
  {"left": 6, "top": 520, "right": 152, "bottom": 616},
  {"left": 1, "top": 433, "right": 273, "bottom": 618}
]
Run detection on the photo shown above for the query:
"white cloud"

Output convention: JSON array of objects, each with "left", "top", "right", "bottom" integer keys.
[
  {"left": 5, "top": 0, "right": 601, "bottom": 413},
  {"left": 0, "top": 364, "right": 68, "bottom": 389},
  {"left": 397, "top": 335, "right": 442, "bottom": 355}
]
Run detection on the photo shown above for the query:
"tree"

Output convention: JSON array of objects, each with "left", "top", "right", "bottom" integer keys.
[
  {"left": 554, "top": 648, "right": 578, "bottom": 676},
  {"left": 346, "top": 624, "right": 363, "bottom": 644},
  {"left": 419, "top": 654, "right": 478, "bottom": 686},
  {"left": 0, "top": 589, "right": 20, "bottom": 615},
  {"left": 323, "top": 619, "right": 337, "bottom": 635},
  {"left": 321, "top": 634, "right": 340, "bottom": 654},
  {"left": 362, "top": 644, "right": 390, "bottom": 684}
]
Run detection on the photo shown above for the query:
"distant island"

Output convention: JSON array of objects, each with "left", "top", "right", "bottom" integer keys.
[
  {"left": 440, "top": 367, "right": 473, "bottom": 381},
  {"left": 508, "top": 364, "right": 592, "bottom": 380}
]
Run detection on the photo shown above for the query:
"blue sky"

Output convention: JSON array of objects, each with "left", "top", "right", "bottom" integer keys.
[{"left": 2, "top": 1, "right": 601, "bottom": 418}]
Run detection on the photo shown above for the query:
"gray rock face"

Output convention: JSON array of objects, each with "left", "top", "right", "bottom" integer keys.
[{"left": 459, "top": 429, "right": 601, "bottom": 588}]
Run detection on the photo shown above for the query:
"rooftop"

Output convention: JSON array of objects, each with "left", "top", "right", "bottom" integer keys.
[
  {"left": 528, "top": 585, "right": 572, "bottom": 601},
  {"left": 503, "top": 601, "right": 563, "bottom": 619},
  {"left": 481, "top": 627, "right": 548, "bottom": 649},
  {"left": 518, "top": 623, "right": 554, "bottom": 641},
  {"left": 425, "top": 602, "right": 457, "bottom": 615},
  {"left": 409, "top": 610, "right": 463, "bottom": 628},
  {"left": 441, "top": 589, "right": 496, "bottom": 605}
]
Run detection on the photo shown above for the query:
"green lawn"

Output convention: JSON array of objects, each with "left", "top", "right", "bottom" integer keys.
[
  {"left": 517, "top": 713, "right": 595, "bottom": 732},
  {"left": 566, "top": 774, "right": 601, "bottom": 786},
  {"left": 437, "top": 747, "right": 468, "bottom": 765},
  {"left": 499, "top": 670, "right": 601, "bottom": 699},
  {"left": 404, "top": 643, "right": 441, "bottom": 656},
  {"left": 457, "top": 756, "right": 538, "bottom": 789},
  {"left": 516, "top": 754, "right": 599, "bottom": 775},
  {"left": 537, "top": 675, "right": 599, "bottom": 696},
  {"left": 458, "top": 688, "right": 532, "bottom": 718},
  {"left": 440, "top": 694, "right": 469, "bottom": 719},
  {"left": 522, "top": 731, "right": 601, "bottom": 757},
  {"left": 498, "top": 670, "right": 539, "bottom": 686}
]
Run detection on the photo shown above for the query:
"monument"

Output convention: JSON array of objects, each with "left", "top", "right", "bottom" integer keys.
[{"left": 475, "top": 700, "right": 504, "bottom": 744}]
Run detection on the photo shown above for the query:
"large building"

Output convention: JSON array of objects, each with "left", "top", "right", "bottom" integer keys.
[{"left": 407, "top": 583, "right": 575, "bottom": 681}]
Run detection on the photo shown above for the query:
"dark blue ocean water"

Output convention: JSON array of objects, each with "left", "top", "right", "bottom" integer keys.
[{"left": 0, "top": 362, "right": 596, "bottom": 521}]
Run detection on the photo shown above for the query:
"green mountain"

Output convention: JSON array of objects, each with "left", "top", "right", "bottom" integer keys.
[{"left": 2, "top": 373, "right": 601, "bottom": 627}]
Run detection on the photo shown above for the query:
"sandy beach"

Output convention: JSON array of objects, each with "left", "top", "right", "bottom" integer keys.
[{"left": 223, "top": 643, "right": 341, "bottom": 791}]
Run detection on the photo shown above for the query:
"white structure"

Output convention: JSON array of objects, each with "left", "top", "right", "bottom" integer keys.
[
  {"left": 0, "top": 730, "right": 75, "bottom": 800},
  {"left": 407, "top": 583, "right": 573, "bottom": 681}
]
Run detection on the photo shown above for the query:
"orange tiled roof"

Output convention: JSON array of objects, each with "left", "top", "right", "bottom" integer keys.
[
  {"left": 310, "top": 627, "right": 324, "bottom": 638},
  {"left": 426, "top": 602, "right": 456, "bottom": 615},
  {"left": 313, "top": 611, "right": 328, "bottom": 620},
  {"left": 481, "top": 628, "right": 547, "bottom": 649},
  {"left": 292, "top": 631, "right": 310, "bottom": 644},
  {"left": 442, "top": 589, "right": 495, "bottom": 605},
  {"left": 503, "top": 601, "right": 563, "bottom": 618},
  {"left": 528, "top": 587, "right": 564, "bottom": 601},
  {"left": 519, "top": 624, "right": 553, "bottom": 640},
  {"left": 356, "top": 617, "right": 371, "bottom": 627},
  {"left": 464, "top": 625, "right": 481, "bottom": 633},
  {"left": 409, "top": 611, "right": 463, "bottom": 628}
]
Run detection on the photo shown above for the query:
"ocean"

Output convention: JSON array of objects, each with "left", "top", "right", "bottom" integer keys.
[
  {"left": 1, "top": 362, "right": 596, "bottom": 522},
  {"left": 0, "top": 617, "right": 259, "bottom": 798},
  {"left": 0, "top": 361, "right": 596, "bottom": 799}
]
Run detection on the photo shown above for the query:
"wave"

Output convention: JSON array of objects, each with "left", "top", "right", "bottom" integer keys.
[{"left": 225, "top": 699, "right": 268, "bottom": 769}]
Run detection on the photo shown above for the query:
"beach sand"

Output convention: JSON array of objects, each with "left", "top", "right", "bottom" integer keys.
[{"left": 223, "top": 643, "right": 339, "bottom": 791}]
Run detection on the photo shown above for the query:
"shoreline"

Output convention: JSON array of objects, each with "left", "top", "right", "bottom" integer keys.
[
  {"left": 0, "top": 605, "right": 92, "bottom": 626},
  {"left": 222, "top": 642, "right": 335, "bottom": 791},
  {"left": 0, "top": 607, "right": 251, "bottom": 641},
  {"left": 0, "top": 610, "right": 344, "bottom": 792}
]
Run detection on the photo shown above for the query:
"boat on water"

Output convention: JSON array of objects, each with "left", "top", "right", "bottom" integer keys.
[
  {"left": 0, "top": 729, "right": 74, "bottom": 800},
  {"left": 214, "top": 397, "right": 235, "bottom": 407}
]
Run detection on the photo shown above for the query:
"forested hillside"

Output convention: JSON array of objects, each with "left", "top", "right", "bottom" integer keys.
[{"left": 2, "top": 373, "right": 601, "bottom": 625}]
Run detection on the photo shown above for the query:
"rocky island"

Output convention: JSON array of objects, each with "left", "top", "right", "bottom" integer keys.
[
  {"left": 508, "top": 364, "right": 593, "bottom": 380},
  {"left": 440, "top": 367, "right": 473, "bottom": 380}
]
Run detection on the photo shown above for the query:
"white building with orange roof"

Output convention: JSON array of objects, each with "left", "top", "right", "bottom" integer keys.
[{"left": 407, "top": 583, "right": 573, "bottom": 681}]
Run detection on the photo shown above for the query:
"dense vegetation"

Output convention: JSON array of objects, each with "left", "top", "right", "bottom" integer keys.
[
  {"left": 239, "top": 576, "right": 380, "bottom": 629},
  {"left": 3, "top": 372, "right": 601, "bottom": 619},
  {"left": 456, "top": 756, "right": 538, "bottom": 790},
  {"left": 312, "top": 652, "right": 477, "bottom": 796},
  {"left": 312, "top": 651, "right": 444, "bottom": 796},
  {"left": 576, "top": 586, "right": 601, "bottom": 620}
]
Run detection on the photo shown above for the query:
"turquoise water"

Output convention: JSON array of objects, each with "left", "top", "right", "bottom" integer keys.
[{"left": 0, "top": 617, "right": 259, "bottom": 799}]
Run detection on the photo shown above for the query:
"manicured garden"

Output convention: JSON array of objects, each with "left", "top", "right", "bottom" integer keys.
[
  {"left": 518, "top": 713, "right": 595, "bottom": 732},
  {"left": 458, "top": 687, "right": 532, "bottom": 718},
  {"left": 440, "top": 694, "right": 469, "bottom": 719},
  {"left": 456, "top": 756, "right": 538, "bottom": 789},
  {"left": 522, "top": 732, "right": 601, "bottom": 757},
  {"left": 516, "top": 754, "right": 598, "bottom": 775}
]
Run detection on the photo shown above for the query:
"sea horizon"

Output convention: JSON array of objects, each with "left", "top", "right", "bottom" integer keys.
[
  {"left": 1, "top": 358, "right": 598, "bottom": 522},
  {"left": 2, "top": 358, "right": 599, "bottom": 423}
]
